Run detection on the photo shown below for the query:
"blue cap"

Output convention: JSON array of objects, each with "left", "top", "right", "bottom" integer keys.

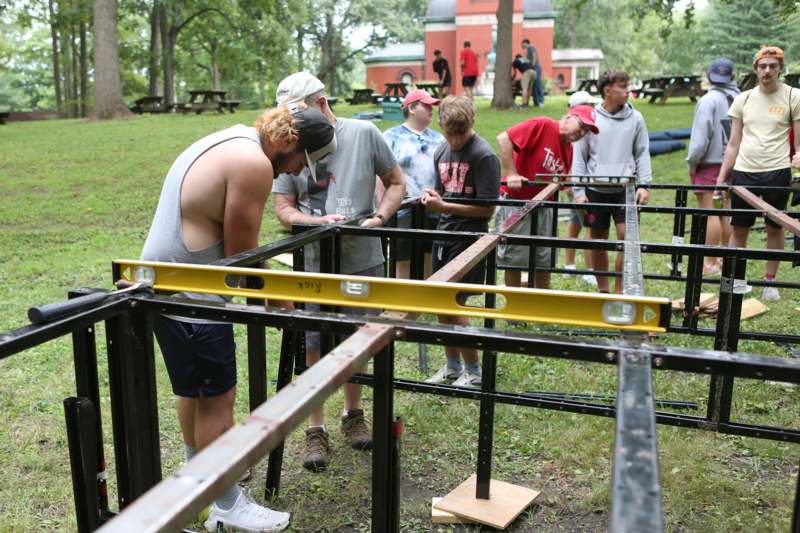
[{"left": 708, "top": 58, "right": 734, "bottom": 84}]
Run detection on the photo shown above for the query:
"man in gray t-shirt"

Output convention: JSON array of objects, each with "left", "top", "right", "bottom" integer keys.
[
  {"left": 273, "top": 72, "right": 405, "bottom": 473},
  {"left": 273, "top": 118, "right": 398, "bottom": 272}
]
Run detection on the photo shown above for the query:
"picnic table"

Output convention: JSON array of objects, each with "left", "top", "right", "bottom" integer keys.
[
  {"left": 346, "top": 88, "right": 377, "bottom": 105},
  {"left": 566, "top": 79, "right": 600, "bottom": 96},
  {"left": 738, "top": 72, "right": 799, "bottom": 91},
  {"left": 374, "top": 82, "right": 409, "bottom": 104},
  {"left": 738, "top": 72, "right": 757, "bottom": 92},
  {"left": 180, "top": 90, "right": 240, "bottom": 114},
  {"left": 639, "top": 75, "right": 704, "bottom": 104},
  {"left": 0, "top": 111, "right": 8, "bottom": 125},
  {"left": 131, "top": 95, "right": 166, "bottom": 114},
  {"left": 414, "top": 81, "right": 441, "bottom": 98}
]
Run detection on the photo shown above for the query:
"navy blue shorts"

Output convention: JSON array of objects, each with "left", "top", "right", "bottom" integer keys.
[{"left": 153, "top": 317, "right": 237, "bottom": 398}]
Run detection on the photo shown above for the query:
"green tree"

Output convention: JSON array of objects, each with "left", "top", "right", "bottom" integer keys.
[
  {"left": 301, "top": 0, "right": 426, "bottom": 96},
  {"left": 703, "top": 0, "right": 800, "bottom": 74},
  {"left": 554, "top": 0, "right": 664, "bottom": 79}
]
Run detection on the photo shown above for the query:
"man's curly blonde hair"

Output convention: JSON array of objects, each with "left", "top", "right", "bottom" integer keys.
[
  {"left": 438, "top": 95, "right": 474, "bottom": 137},
  {"left": 254, "top": 104, "right": 304, "bottom": 146}
]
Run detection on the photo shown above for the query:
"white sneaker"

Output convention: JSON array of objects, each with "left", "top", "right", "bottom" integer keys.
[
  {"left": 762, "top": 286, "right": 780, "bottom": 301},
  {"left": 564, "top": 264, "right": 576, "bottom": 270},
  {"left": 204, "top": 491, "right": 290, "bottom": 532},
  {"left": 582, "top": 274, "right": 598, "bottom": 287},
  {"left": 426, "top": 363, "right": 462, "bottom": 385},
  {"left": 452, "top": 368, "right": 482, "bottom": 388}
]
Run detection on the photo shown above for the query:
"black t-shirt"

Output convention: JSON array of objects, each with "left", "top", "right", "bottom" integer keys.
[
  {"left": 433, "top": 134, "right": 501, "bottom": 233},
  {"left": 513, "top": 57, "right": 532, "bottom": 74},
  {"left": 433, "top": 57, "right": 451, "bottom": 84}
]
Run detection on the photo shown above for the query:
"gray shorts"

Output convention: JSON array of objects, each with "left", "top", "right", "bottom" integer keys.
[
  {"left": 495, "top": 204, "right": 553, "bottom": 269},
  {"left": 569, "top": 209, "right": 584, "bottom": 226},
  {"left": 305, "top": 263, "right": 384, "bottom": 352}
]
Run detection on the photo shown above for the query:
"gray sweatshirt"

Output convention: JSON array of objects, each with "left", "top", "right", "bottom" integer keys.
[
  {"left": 686, "top": 82, "right": 740, "bottom": 168},
  {"left": 572, "top": 103, "right": 651, "bottom": 196}
]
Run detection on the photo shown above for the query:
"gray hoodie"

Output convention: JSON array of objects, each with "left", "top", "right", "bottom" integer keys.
[
  {"left": 572, "top": 103, "right": 651, "bottom": 196},
  {"left": 686, "top": 82, "right": 740, "bottom": 168}
]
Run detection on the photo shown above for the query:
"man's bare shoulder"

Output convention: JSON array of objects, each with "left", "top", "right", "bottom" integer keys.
[{"left": 215, "top": 138, "right": 273, "bottom": 183}]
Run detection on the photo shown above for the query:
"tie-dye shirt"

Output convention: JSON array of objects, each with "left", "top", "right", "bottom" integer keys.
[{"left": 383, "top": 123, "right": 445, "bottom": 217}]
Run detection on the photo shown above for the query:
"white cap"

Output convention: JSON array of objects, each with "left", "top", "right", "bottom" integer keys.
[
  {"left": 276, "top": 72, "right": 325, "bottom": 106},
  {"left": 568, "top": 90, "right": 601, "bottom": 108}
]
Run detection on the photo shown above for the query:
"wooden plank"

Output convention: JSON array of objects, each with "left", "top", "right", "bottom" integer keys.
[
  {"left": 269, "top": 253, "right": 294, "bottom": 268},
  {"left": 434, "top": 475, "right": 540, "bottom": 529},
  {"left": 671, "top": 293, "right": 716, "bottom": 312},
  {"left": 740, "top": 298, "right": 768, "bottom": 320},
  {"left": 431, "top": 498, "right": 473, "bottom": 524},
  {"left": 700, "top": 297, "right": 767, "bottom": 320},
  {"left": 732, "top": 186, "right": 800, "bottom": 237}
]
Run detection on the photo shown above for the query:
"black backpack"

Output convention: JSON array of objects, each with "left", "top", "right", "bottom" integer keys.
[{"left": 710, "top": 86, "right": 735, "bottom": 148}]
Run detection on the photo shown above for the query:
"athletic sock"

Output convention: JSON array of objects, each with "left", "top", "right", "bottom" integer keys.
[
  {"left": 465, "top": 362, "right": 482, "bottom": 376},
  {"left": 446, "top": 357, "right": 464, "bottom": 374},
  {"left": 215, "top": 484, "right": 242, "bottom": 511},
  {"left": 188, "top": 442, "right": 242, "bottom": 511},
  {"left": 185, "top": 444, "right": 197, "bottom": 462}
]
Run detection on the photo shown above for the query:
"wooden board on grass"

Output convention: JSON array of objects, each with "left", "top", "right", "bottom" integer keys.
[
  {"left": 432, "top": 498, "right": 473, "bottom": 524},
  {"left": 671, "top": 293, "right": 717, "bottom": 311},
  {"left": 740, "top": 298, "right": 768, "bottom": 320},
  {"left": 434, "top": 475, "right": 540, "bottom": 529},
  {"left": 700, "top": 297, "right": 768, "bottom": 320},
  {"left": 269, "top": 253, "right": 294, "bottom": 268}
]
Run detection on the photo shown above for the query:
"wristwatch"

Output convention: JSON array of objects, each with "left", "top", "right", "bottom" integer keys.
[{"left": 372, "top": 212, "right": 386, "bottom": 225}]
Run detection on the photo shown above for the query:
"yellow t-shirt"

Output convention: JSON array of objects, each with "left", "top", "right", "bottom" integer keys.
[{"left": 728, "top": 83, "right": 800, "bottom": 172}]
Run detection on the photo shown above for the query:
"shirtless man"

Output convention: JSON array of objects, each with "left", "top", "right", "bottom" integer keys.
[{"left": 141, "top": 105, "right": 336, "bottom": 533}]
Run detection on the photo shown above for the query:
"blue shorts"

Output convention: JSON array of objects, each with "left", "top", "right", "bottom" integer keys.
[{"left": 153, "top": 317, "right": 237, "bottom": 398}]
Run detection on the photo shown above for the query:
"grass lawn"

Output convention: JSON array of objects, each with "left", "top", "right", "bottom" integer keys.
[{"left": 1, "top": 96, "right": 799, "bottom": 532}]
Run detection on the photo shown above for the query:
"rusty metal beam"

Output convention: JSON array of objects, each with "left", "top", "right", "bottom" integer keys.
[
  {"left": 98, "top": 184, "right": 559, "bottom": 532},
  {"left": 97, "top": 323, "right": 395, "bottom": 533},
  {"left": 733, "top": 185, "right": 800, "bottom": 237}
]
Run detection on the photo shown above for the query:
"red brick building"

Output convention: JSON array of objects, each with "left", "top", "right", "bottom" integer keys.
[{"left": 364, "top": 0, "right": 602, "bottom": 95}]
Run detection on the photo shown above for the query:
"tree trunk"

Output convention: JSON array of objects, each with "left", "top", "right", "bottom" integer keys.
[
  {"left": 492, "top": 0, "right": 514, "bottom": 109},
  {"left": 296, "top": 27, "right": 304, "bottom": 70},
  {"left": 148, "top": 0, "right": 160, "bottom": 96},
  {"left": 48, "top": 0, "right": 63, "bottom": 116},
  {"left": 91, "top": 0, "right": 133, "bottom": 119},
  {"left": 256, "top": 59, "right": 265, "bottom": 107},
  {"left": 70, "top": 23, "right": 80, "bottom": 117},
  {"left": 159, "top": 4, "right": 175, "bottom": 107},
  {"left": 316, "top": 14, "right": 335, "bottom": 88},
  {"left": 61, "top": 29, "right": 74, "bottom": 116},
  {"left": 209, "top": 38, "right": 220, "bottom": 90},
  {"left": 80, "top": 19, "right": 88, "bottom": 117}
]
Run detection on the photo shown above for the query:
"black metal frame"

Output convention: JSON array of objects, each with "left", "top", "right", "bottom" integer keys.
[{"left": 2, "top": 181, "right": 800, "bottom": 532}]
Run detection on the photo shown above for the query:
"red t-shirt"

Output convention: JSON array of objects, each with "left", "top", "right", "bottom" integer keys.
[
  {"left": 502, "top": 117, "right": 572, "bottom": 200},
  {"left": 460, "top": 48, "right": 478, "bottom": 77}
]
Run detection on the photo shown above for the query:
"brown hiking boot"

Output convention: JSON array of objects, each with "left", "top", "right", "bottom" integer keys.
[
  {"left": 341, "top": 409, "right": 373, "bottom": 450},
  {"left": 303, "top": 427, "right": 330, "bottom": 472}
]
